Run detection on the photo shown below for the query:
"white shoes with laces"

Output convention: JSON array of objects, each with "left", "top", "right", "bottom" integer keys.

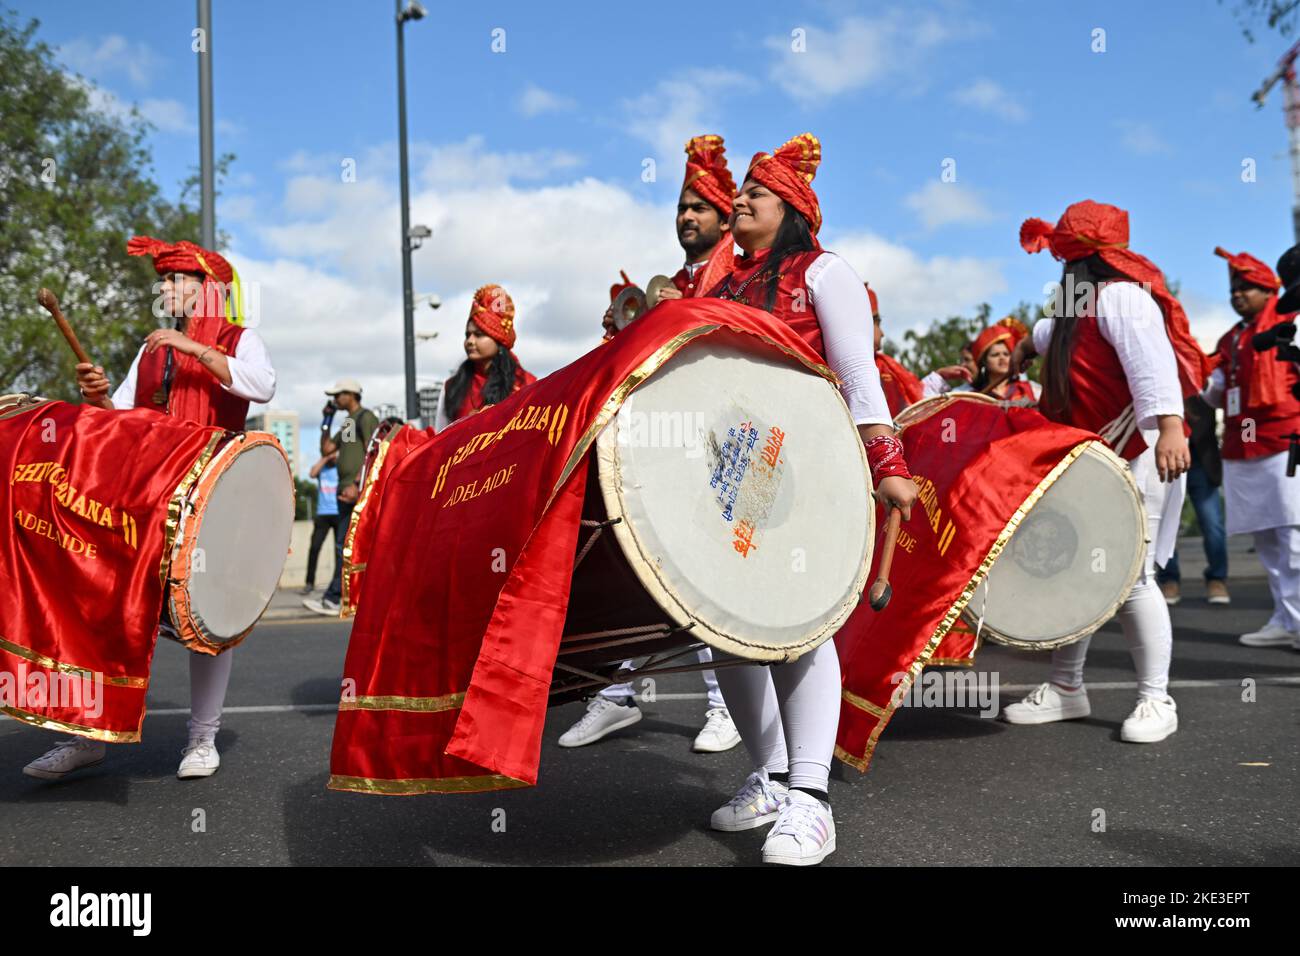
[
  {"left": 557, "top": 697, "right": 642, "bottom": 747},
  {"left": 1239, "top": 623, "right": 1299, "bottom": 647},
  {"left": 710, "top": 769, "right": 788, "bottom": 832},
  {"left": 1120, "top": 695, "right": 1178, "bottom": 743},
  {"left": 23, "top": 737, "right": 107, "bottom": 780},
  {"left": 1001, "top": 682, "right": 1091, "bottom": 724},
  {"left": 762, "top": 789, "right": 836, "bottom": 866},
  {"left": 692, "top": 707, "right": 741, "bottom": 753},
  {"left": 177, "top": 738, "right": 221, "bottom": 779}
]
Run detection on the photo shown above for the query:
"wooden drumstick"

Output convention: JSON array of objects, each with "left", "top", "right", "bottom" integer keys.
[
  {"left": 37, "top": 288, "right": 93, "bottom": 364},
  {"left": 868, "top": 507, "right": 903, "bottom": 611}
]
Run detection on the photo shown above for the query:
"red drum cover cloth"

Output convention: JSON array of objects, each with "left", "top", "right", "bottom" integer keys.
[
  {"left": 835, "top": 396, "right": 1098, "bottom": 771},
  {"left": 328, "top": 299, "right": 844, "bottom": 795},
  {"left": 0, "top": 401, "right": 225, "bottom": 741}
]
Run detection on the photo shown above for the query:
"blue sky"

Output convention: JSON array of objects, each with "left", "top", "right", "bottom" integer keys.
[{"left": 15, "top": 0, "right": 1300, "bottom": 458}]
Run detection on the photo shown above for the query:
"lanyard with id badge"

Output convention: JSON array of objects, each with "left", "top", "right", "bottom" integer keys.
[{"left": 1227, "top": 323, "right": 1247, "bottom": 417}]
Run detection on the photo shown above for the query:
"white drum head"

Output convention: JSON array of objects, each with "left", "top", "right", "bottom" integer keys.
[
  {"left": 967, "top": 443, "right": 1146, "bottom": 650},
  {"left": 187, "top": 442, "right": 295, "bottom": 640},
  {"left": 596, "top": 330, "right": 873, "bottom": 661}
]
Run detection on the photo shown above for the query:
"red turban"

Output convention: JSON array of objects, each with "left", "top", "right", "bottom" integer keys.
[
  {"left": 745, "top": 133, "right": 822, "bottom": 234},
  {"left": 866, "top": 283, "right": 880, "bottom": 318},
  {"left": 972, "top": 316, "right": 1029, "bottom": 365},
  {"left": 1020, "top": 200, "right": 1211, "bottom": 396},
  {"left": 1214, "top": 246, "right": 1281, "bottom": 291},
  {"left": 683, "top": 135, "right": 735, "bottom": 217},
  {"left": 469, "top": 284, "right": 517, "bottom": 349},
  {"left": 609, "top": 270, "right": 636, "bottom": 303},
  {"left": 127, "top": 235, "right": 233, "bottom": 284}
]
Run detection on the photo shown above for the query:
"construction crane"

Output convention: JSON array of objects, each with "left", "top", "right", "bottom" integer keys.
[{"left": 1253, "top": 39, "right": 1300, "bottom": 241}]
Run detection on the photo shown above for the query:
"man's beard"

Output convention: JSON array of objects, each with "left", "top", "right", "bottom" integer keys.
[{"left": 678, "top": 225, "right": 720, "bottom": 260}]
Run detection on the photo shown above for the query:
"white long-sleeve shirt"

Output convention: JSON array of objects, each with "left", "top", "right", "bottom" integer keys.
[
  {"left": 1031, "top": 282, "right": 1182, "bottom": 433},
  {"left": 804, "top": 253, "right": 893, "bottom": 428},
  {"left": 111, "top": 328, "right": 277, "bottom": 410}
]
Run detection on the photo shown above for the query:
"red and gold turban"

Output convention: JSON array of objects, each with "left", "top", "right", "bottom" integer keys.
[
  {"left": 127, "top": 235, "right": 233, "bottom": 284},
  {"left": 683, "top": 135, "right": 735, "bottom": 217},
  {"left": 469, "top": 284, "right": 517, "bottom": 349},
  {"left": 866, "top": 283, "right": 880, "bottom": 318},
  {"left": 1214, "top": 246, "right": 1281, "bottom": 291},
  {"left": 1020, "top": 200, "right": 1211, "bottom": 395},
  {"left": 972, "top": 316, "right": 1029, "bottom": 365},
  {"left": 745, "top": 133, "right": 822, "bottom": 233}
]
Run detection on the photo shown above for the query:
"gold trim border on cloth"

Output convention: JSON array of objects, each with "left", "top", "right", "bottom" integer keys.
[
  {"left": 159, "top": 431, "right": 225, "bottom": 588},
  {"left": 835, "top": 438, "right": 1096, "bottom": 772},
  {"left": 0, "top": 705, "right": 142, "bottom": 743},
  {"left": 339, "top": 692, "right": 465, "bottom": 713},
  {"left": 0, "top": 634, "right": 148, "bottom": 688},
  {"left": 327, "top": 773, "right": 529, "bottom": 795},
  {"left": 340, "top": 426, "right": 399, "bottom": 618}
]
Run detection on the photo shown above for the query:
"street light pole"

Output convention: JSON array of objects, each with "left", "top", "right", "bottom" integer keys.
[
  {"left": 395, "top": 1, "right": 421, "bottom": 421},
  {"left": 197, "top": 0, "right": 215, "bottom": 250}
]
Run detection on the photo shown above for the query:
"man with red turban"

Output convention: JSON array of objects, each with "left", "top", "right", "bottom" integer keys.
[
  {"left": 433, "top": 284, "right": 536, "bottom": 430},
  {"left": 869, "top": 284, "right": 924, "bottom": 415},
  {"left": 1004, "top": 200, "right": 1205, "bottom": 746},
  {"left": 1202, "top": 247, "right": 1300, "bottom": 648},
  {"left": 26, "top": 236, "right": 276, "bottom": 783}
]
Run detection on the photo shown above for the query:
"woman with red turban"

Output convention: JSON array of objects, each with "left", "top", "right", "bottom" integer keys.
[
  {"left": 1004, "top": 200, "right": 1207, "bottom": 745},
  {"left": 922, "top": 317, "right": 1040, "bottom": 403},
  {"left": 433, "top": 284, "right": 537, "bottom": 430},
  {"left": 26, "top": 236, "right": 277, "bottom": 784},
  {"left": 1202, "top": 247, "right": 1300, "bottom": 648},
  {"left": 699, "top": 134, "right": 917, "bottom": 866}
]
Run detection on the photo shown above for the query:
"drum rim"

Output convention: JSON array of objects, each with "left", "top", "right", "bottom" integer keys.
[
  {"left": 895, "top": 391, "right": 1002, "bottom": 432},
  {"left": 341, "top": 423, "right": 411, "bottom": 618},
  {"left": 593, "top": 340, "right": 874, "bottom": 662},
  {"left": 167, "top": 431, "right": 294, "bottom": 654},
  {"left": 966, "top": 440, "right": 1148, "bottom": 651}
]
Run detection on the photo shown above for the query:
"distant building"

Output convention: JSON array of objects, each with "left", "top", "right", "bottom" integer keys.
[
  {"left": 418, "top": 384, "right": 442, "bottom": 425},
  {"left": 247, "top": 409, "right": 301, "bottom": 476},
  {"left": 372, "top": 401, "right": 402, "bottom": 423}
]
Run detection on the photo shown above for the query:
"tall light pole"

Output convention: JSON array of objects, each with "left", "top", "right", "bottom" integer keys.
[
  {"left": 396, "top": 1, "right": 425, "bottom": 421},
  {"left": 197, "top": 0, "right": 215, "bottom": 249}
]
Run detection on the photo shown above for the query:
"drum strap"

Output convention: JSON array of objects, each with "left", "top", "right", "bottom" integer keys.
[{"left": 1098, "top": 403, "right": 1138, "bottom": 454}]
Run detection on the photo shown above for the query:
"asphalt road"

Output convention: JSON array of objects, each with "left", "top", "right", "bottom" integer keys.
[{"left": 1, "top": 574, "right": 1296, "bottom": 867}]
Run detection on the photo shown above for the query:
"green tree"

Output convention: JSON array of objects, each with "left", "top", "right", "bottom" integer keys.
[
  {"left": 886, "top": 300, "right": 1047, "bottom": 381},
  {"left": 1226, "top": 0, "right": 1300, "bottom": 40},
  {"left": 0, "top": 10, "right": 232, "bottom": 401}
]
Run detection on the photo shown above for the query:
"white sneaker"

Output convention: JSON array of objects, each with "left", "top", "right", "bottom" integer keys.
[
  {"left": 303, "top": 596, "right": 341, "bottom": 617},
  {"left": 557, "top": 697, "right": 641, "bottom": 747},
  {"left": 1239, "top": 623, "right": 1298, "bottom": 647},
  {"left": 692, "top": 707, "right": 741, "bottom": 753},
  {"left": 1001, "top": 681, "right": 1091, "bottom": 724},
  {"left": 1120, "top": 696, "right": 1178, "bottom": 743},
  {"left": 177, "top": 739, "right": 220, "bottom": 779},
  {"left": 23, "top": 737, "right": 107, "bottom": 780},
  {"left": 710, "top": 770, "right": 789, "bottom": 832},
  {"left": 761, "top": 790, "right": 836, "bottom": 866}
]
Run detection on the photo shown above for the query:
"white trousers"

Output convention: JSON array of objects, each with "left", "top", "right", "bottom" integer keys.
[
  {"left": 1049, "top": 454, "right": 1173, "bottom": 699},
  {"left": 1254, "top": 525, "right": 1300, "bottom": 632},
  {"left": 711, "top": 640, "right": 841, "bottom": 794},
  {"left": 186, "top": 650, "right": 234, "bottom": 742},
  {"left": 600, "top": 647, "right": 725, "bottom": 710}
]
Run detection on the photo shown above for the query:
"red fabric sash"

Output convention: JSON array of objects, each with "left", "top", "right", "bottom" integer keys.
[
  {"left": 329, "top": 299, "right": 834, "bottom": 794},
  {"left": 134, "top": 316, "right": 248, "bottom": 430},
  {"left": 835, "top": 396, "right": 1097, "bottom": 771},
  {"left": 875, "top": 353, "right": 924, "bottom": 416},
  {"left": 1215, "top": 297, "right": 1300, "bottom": 459},
  {"left": 0, "top": 401, "right": 224, "bottom": 741}
]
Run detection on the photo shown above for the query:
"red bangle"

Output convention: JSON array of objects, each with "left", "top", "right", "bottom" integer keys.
[{"left": 864, "top": 434, "right": 912, "bottom": 482}]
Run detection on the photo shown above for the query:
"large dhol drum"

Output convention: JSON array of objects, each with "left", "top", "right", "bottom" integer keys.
[
  {"left": 553, "top": 331, "right": 874, "bottom": 702},
  {"left": 897, "top": 393, "right": 1146, "bottom": 652},
  {"left": 165, "top": 431, "right": 295, "bottom": 654}
]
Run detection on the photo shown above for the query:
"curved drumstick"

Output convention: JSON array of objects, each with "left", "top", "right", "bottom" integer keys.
[
  {"left": 868, "top": 507, "right": 903, "bottom": 611},
  {"left": 37, "top": 288, "right": 93, "bottom": 364}
]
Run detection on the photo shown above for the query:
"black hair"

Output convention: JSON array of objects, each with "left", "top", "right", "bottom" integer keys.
[
  {"left": 444, "top": 347, "right": 519, "bottom": 420},
  {"left": 1040, "top": 254, "right": 1129, "bottom": 419},
  {"left": 759, "top": 205, "right": 817, "bottom": 313}
]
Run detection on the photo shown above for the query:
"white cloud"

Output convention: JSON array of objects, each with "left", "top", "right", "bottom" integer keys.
[
  {"left": 764, "top": 11, "right": 974, "bottom": 103},
  {"left": 518, "top": 84, "right": 575, "bottom": 117},
  {"left": 953, "top": 78, "right": 1027, "bottom": 122},
  {"left": 620, "top": 70, "right": 754, "bottom": 163},
  {"left": 829, "top": 229, "right": 1008, "bottom": 333},
  {"left": 1179, "top": 290, "right": 1235, "bottom": 354},
  {"left": 903, "top": 180, "right": 995, "bottom": 230},
  {"left": 59, "top": 35, "right": 158, "bottom": 89},
  {"left": 1117, "top": 120, "right": 1171, "bottom": 156},
  {"left": 416, "top": 135, "right": 582, "bottom": 188}
]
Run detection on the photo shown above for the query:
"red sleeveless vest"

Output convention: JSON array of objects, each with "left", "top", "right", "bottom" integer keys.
[
  {"left": 134, "top": 315, "right": 248, "bottom": 431},
  {"left": 709, "top": 249, "right": 827, "bottom": 357},
  {"left": 1214, "top": 313, "right": 1300, "bottom": 459},
  {"left": 1044, "top": 316, "right": 1146, "bottom": 460}
]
